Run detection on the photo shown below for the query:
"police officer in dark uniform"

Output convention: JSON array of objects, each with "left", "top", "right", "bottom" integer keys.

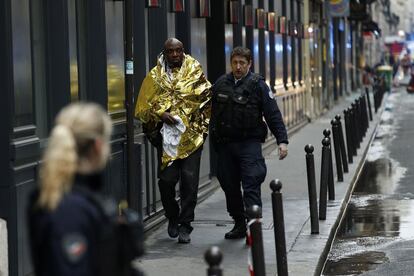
[
  {"left": 27, "top": 103, "right": 143, "bottom": 276},
  {"left": 211, "top": 47, "right": 288, "bottom": 239}
]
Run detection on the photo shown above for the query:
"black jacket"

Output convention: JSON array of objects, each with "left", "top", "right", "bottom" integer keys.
[{"left": 28, "top": 173, "right": 143, "bottom": 276}]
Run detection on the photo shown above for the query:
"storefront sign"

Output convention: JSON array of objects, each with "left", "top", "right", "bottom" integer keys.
[
  {"left": 256, "top": 8, "right": 265, "bottom": 29},
  {"left": 171, "top": 0, "right": 184, "bottom": 12},
  {"left": 198, "top": 0, "right": 210, "bottom": 18},
  {"left": 329, "top": 0, "right": 349, "bottom": 17},
  {"left": 147, "top": 0, "right": 161, "bottom": 8},
  {"left": 229, "top": 1, "right": 239, "bottom": 24},
  {"left": 267, "top": 12, "right": 276, "bottom": 32},
  {"left": 278, "top": 16, "right": 287, "bottom": 34},
  {"left": 244, "top": 5, "right": 253, "bottom": 27}
]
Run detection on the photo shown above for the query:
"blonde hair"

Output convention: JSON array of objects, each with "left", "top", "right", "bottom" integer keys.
[{"left": 38, "top": 103, "right": 112, "bottom": 211}]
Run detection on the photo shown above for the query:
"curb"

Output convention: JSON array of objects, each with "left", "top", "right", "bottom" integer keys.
[{"left": 314, "top": 93, "right": 387, "bottom": 275}]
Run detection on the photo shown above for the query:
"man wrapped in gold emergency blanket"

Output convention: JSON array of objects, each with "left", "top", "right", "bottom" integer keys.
[{"left": 135, "top": 53, "right": 211, "bottom": 169}]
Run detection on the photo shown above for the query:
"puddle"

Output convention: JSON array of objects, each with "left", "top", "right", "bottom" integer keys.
[
  {"left": 323, "top": 251, "right": 388, "bottom": 275},
  {"left": 322, "top": 157, "right": 410, "bottom": 275}
]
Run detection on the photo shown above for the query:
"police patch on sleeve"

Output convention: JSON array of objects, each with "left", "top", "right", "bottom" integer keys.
[
  {"left": 268, "top": 89, "right": 275, "bottom": 99},
  {"left": 62, "top": 233, "right": 88, "bottom": 263}
]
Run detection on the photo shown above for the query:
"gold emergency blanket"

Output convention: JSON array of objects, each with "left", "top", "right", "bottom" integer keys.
[{"left": 135, "top": 54, "right": 211, "bottom": 169}]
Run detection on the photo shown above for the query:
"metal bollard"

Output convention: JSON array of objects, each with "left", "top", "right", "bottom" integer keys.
[
  {"left": 351, "top": 103, "right": 361, "bottom": 149},
  {"left": 247, "top": 205, "right": 266, "bottom": 276},
  {"left": 359, "top": 96, "right": 367, "bottom": 137},
  {"left": 347, "top": 107, "right": 358, "bottom": 156},
  {"left": 364, "top": 96, "right": 370, "bottom": 130},
  {"left": 319, "top": 138, "right": 330, "bottom": 220},
  {"left": 304, "top": 145, "right": 319, "bottom": 234},
  {"left": 270, "top": 180, "right": 289, "bottom": 276},
  {"left": 365, "top": 87, "right": 373, "bottom": 121},
  {"left": 360, "top": 96, "right": 368, "bottom": 134},
  {"left": 331, "top": 119, "right": 344, "bottom": 182},
  {"left": 335, "top": 115, "right": 349, "bottom": 173},
  {"left": 205, "top": 246, "right": 223, "bottom": 276},
  {"left": 358, "top": 98, "right": 366, "bottom": 139},
  {"left": 323, "top": 130, "right": 335, "bottom": 200},
  {"left": 343, "top": 109, "right": 354, "bottom": 164}
]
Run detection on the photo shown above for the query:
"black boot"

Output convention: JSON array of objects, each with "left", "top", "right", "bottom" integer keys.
[
  {"left": 178, "top": 224, "right": 193, "bottom": 244},
  {"left": 224, "top": 219, "right": 247, "bottom": 239},
  {"left": 167, "top": 218, "right": 179, "bottom": 238}
]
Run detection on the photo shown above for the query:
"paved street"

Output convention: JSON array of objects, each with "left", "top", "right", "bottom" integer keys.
[{"left": 136, "top": 89, "right": 383, "bottom": 276}]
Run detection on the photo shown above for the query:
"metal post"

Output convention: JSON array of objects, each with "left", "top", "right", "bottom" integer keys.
[
  {"left": 323, "top": 130, "right": 335, "bottom": 200},
  {"left": 319, "top": 138, "right": 330, "bottom": 220},
  {"left": 359, "top": 97, "right": 366, "bottom": 137},
  {"left": 247, "top": 206, "right": 266, "bottom": 276},
  {"left": 331, "top": 119, "right": 343, "bottom": 182},
  {"left": 351, "top": 103, "right": 360, "bottom": 149},
  {"left": 343, "top": 109, "right": 353, "bottom": 164},
  {"left": 304, "top": 145, "right": 319, "bottom": 234},
  {"left": 362, "top": 95, "right": 369, "bottom": 131},
  {"left": 365, "top": 87, "right": 373, "bottom": 121},
  {"left": 334, "top": 115, "right": 348, "bottom": 173},
  {"left": 270, "top": 180, "right": 289, "bottom": 276},
  {"left": 123, "top": 0, "right": 137, "bottom": 209},
  {"left": 205, "top": 246, "right": 223, "bottom": 276},
  {"left": 347, "top": 107, "right": 357, "bottom": 156}
]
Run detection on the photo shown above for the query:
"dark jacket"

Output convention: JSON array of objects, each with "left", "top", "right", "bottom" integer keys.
[
  {"left": 211, "top": 72, "right": 288, "bottom": 145},
  {"left": 28, "top": 173, "right": 143, "bottom": 276}
]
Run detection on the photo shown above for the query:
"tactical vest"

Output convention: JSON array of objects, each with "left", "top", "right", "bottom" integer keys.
[{"left": 212, "top": 73, "right": 265, "bottom": 141}]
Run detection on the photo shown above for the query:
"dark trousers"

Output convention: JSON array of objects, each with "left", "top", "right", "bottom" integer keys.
[
  {"left": 158, "top": 146, "right": 203, "bottom": 228},
  {"left": 216, "top": 141, "right": 267, "bottom": 220}
]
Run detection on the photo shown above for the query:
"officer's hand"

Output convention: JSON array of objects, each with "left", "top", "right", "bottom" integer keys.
[
  {"left": 278, "top": 143, "right": 288, "bottom": 160},
  {"left": 161, "top": 112, "right": 178, "bottom": 125}
]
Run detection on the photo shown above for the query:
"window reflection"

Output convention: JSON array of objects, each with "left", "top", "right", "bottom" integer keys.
[
  {"left": 105, "top": 1, "right": 125, "bottom": 116},
  {"left": 12, "top": 0, "right": 34, "bottom": 127},
  {"left": 68, "top": 0, "right": 79, "bottom": 101}
]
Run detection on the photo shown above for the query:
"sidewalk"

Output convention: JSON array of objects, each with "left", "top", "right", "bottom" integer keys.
[{"left": 136, "top": 90, "right": 382, "bottom": 276}]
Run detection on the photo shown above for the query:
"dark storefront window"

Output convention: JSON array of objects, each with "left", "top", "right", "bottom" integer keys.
[
  {"left": 30, "top": 0, "right": 48, "bottom": 138},
  {"left": 105, "top": 1, "right": 125, "bottom": 116},
  {"left": 265, "top": 31, "right": 270, "bottom": 82},
  {"left": 293, "top": 0, "right": 298, "bottom": 82},
  {"left": 11, "top": 0, "right": 34, "bottom": 128},
  {"left": 275, "top": 34, "right": 283, "bottom": 84},
  {"left": 297, "top": 0, "right": 302, "bottom": 83},
  {"left": 69, "top": 0, "right": 79, "bottom": 101}
]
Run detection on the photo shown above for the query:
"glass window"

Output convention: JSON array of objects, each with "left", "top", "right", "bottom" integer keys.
[
  {"left": 265, "top": 31, "right": 270, "bottom": 82},
  {"left": 254, "top": 29, "right": 259, "bottom": 73},
  {"left": 105, "top": 1, "right": 125, "bottom": 116},
  {"left": 30, "top": 0, "right": 48, "bottom": 138},
  {"left": 11, "top": 0, "right": 34, "bottom": 128},
  {"left": 275, "top": 0, "right": 282, "bottom": 15},
  {"left": 225, "top": 25, "right": 233, "bottom": 73},
  {"left": 275, "top": 34, "right": 284, "bottom": 85},
  {"left": 68, "top": 0, "right": 79, "bottom": 101},
  {"left": 286, "top": 37, "right": 292, "bottom": 84}
]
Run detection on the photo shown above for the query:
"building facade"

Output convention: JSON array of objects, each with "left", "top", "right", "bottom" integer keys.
[{"left": 0, "top": 0, "right": 361, "bottom": 275}]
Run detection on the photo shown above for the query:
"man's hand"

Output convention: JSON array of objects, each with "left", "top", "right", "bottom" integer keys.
[
  {"left": 161, "top": 112, "right": 178, "bottom": 125},
  {"left": 278, "top": 143, "right": 288, "bottom": 160}
]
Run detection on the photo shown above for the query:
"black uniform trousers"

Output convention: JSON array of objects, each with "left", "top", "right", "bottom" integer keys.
[
  {"left": 157, "top": 146, "right": 203, "bottom": 229},
  {"left": 216, "top": 141, "right": 267, "bottom": 220}
]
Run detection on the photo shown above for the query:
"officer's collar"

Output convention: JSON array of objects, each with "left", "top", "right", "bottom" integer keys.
[
  {"left": 228, "top": 71, "right": 251, "bottom": 84},
  {"left": 74, "top": 171, "right": 105, "bottom": 192}
]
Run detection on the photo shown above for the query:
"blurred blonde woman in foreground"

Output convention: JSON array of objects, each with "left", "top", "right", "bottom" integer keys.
[{"left": 28, "top": 102, "right": 143, "bottom": 276}]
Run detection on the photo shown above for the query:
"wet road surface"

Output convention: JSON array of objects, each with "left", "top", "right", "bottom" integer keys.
[{"left": 322, "top": 89, "right": 414, "bottom": 275}]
